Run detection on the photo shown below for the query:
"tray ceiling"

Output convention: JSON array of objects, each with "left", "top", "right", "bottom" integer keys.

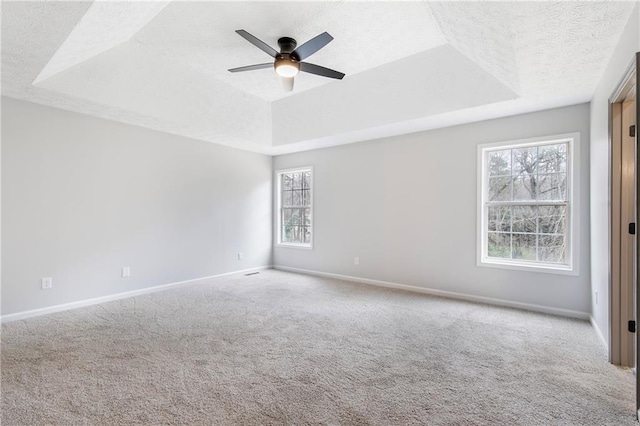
[{"left": 2, "top": 1, "right": 636, "bottom": 155}]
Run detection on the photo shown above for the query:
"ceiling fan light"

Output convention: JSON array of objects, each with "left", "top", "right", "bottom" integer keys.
[{"left": 275, "top": 61, "right": 299, "bottom": 78}]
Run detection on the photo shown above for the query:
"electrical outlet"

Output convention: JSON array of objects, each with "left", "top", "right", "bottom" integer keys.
[
  {"left": 354, "top": 257, "right": 360, "bottom": 266},
  {"left": 41, "top": 277, "right": 53, "bottom": 290},
  {"left": 238, "top": 252, "right": 243, "bottom": 261},
  {"left": 122, "top": 267, "right": 131, "bottom": 278}
]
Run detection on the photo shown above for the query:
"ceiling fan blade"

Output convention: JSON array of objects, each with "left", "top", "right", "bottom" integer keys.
[
  {"left": 228, "top": 63, "right": 273, "bottom": 73},
  {"left": 299, "top": 62, "right": 345, "bottom": 80},
  {"left": 292, "top": 32, "right": 333, "bottom": 61},
  {"left": 235, "top": 30, "right": 278, "bottom": 58},
  {"left": 281, "top": 77, "right": 294, "bottom": 92}
]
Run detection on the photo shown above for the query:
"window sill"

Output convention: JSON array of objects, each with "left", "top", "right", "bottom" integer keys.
[
  {"left": 276, "top": 242, "right": 313, "bottom": 250},
  {"left": 478, "top": 258, "right": 577, "bottom": 276}
]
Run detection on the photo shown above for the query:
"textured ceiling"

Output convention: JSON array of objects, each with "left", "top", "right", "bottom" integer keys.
[{"left": 2, "top": 1, "right": 636, "bottom": 155}]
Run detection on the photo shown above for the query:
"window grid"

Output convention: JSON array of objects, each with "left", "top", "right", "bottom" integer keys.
[
  {"left": 278, "top": 169, "right": 312, "bottom": 246},
  {"left": 486, "top": 204, "right": 568, "bottom": 264},
  {"left": 484, "top": 141, "right": 569, "bottom": 265}
]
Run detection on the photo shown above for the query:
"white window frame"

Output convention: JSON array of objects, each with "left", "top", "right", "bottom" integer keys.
[
  {"left": 275, "top": 166, "right": 313, "bottom": 249},
  {"left": 477, "top": 133, "right": 580, "bottom": 275}
]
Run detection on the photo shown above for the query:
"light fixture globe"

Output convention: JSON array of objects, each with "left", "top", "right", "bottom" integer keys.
[{"left": 274, "top": 56, "right": 300, "bottom": 77}]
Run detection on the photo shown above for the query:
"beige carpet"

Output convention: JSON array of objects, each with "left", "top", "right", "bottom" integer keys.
[{"left": 1, "top": 269, "right": 635, "bottom": 425}]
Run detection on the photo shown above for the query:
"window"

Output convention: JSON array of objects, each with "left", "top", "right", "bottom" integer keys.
[
  {"left": 276, "top": 167, "right": 313, "bottom": 248},
  {"left": 477, "top": 134, "right": 579, "bottom": 274}
]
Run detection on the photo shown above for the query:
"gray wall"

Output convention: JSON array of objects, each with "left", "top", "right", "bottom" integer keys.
[
  {"left": 590, "top": 4, "right": 639, "bottom": 346},
  {"left": 274, "top": 104, "right": 591, "bottom": 315},
  {"left": 1, "top": 97, "right": 592, "bottom": 318},
  {"left": 2, "top": 97, "right": 272, "bottom": 315}
]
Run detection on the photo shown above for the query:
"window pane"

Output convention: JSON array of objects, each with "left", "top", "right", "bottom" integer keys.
[
  {"left": 538, "top": 205, "right": 566, "bottom": 235},
  {"left": 282, "top": 174, "right": 293, "bottom": 191},
  {"left": 282, "top": 208, "right": 292, "bottom": 225},
  {"left": 302, "top": 188, "right": 310, "bottom": 206},
  {"left": 512, "top": 146, "right": 538, "bottom": 175},
  {"left": 512, "top": 233, "right": 536, "bottom": 261},
  {"left": 304, "top": 207, "right": 311, "bottom": 226},
  {"left": 488, "top": 206, "right": 511, "bottom": 232},
  {"left": 284, "top": 225, "right": 305, "bottom": 243},
  {"left": 537, "top": 173, "right": 566, "bottom": 201},
  {"left": 294, "top": 225, "right": 302, "bottom": 242},
  {"left": 292, "top": 173, "right": 302, "bottom": 189},
  {"left": 489, "top": 176, "right": 512, "bottom": 201},
  {"left": 538, "top": 143, "right": 567, "bottom": 174},
  {"left": 283, "top": 224, "right": 295, "bottom": 242},
  {"left": 513, "top": 176, "right": 536, "bottom": 201},
  {"left": 488, "top": 232, "right": 510, "bottom": 259},
  {"left": 283, "top": 210, "right": 299, "bottom": 243},
  {"left": 538, "top": 235, "right": 566, "bottom": 263},
  {"left": 488, "top": 150, "right": 511, "bottom": 176},
  {"left": 282, "top": 190, "right": 293, "bottom": 207},
  {"left": 303, "top": 172, "right": 311, "bottom": 189},
  {"left": 512, "top": 206, "right": 536, "bottom": 233},
  {"left": 291, "top": 189, "right": 302, "bottom": 207},
  {"left": 303, "top": 226, "right": 311, "bottom": 243}
]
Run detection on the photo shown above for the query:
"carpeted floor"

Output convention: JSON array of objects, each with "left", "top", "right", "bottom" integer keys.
[{"left": 1, "top": 269, "right": 636, "bottom": 425}]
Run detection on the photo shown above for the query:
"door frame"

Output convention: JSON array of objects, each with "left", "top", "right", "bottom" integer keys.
[
  {"left": 610, "top": 60, "right": 636, "bottom": 367},
  {"left": 608, "top": 52, "right": 639, "bottom": 417},
  {"left": 635, "top": 52, "right": 640, "bottom": 420}
]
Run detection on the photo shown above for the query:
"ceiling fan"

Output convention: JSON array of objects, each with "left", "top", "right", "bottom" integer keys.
[{"left": 228, "top": 29, "right": 345, "bottom": 92}]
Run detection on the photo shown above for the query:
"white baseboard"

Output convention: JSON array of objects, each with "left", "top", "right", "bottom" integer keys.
[
  {"left": 274, "top": 265, "right": 590, "bottom": 320},
  {"left": 590, "top": 315, "right": 608, "bottom": 351},
  {"left": 4, "top": 265, "right": 593, "bottom": 325},
  {"left": 1, "top": 266, "right": 272, "bottom": 323}
]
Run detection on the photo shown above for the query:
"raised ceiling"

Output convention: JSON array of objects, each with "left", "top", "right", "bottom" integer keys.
[{"left": 2, "top": 1, "right": 636, "bottom": 155}]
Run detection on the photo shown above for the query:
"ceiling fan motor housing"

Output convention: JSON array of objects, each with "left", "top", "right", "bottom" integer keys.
[{"left": 277, "top": 37, "right": 297, "bottom": 54}]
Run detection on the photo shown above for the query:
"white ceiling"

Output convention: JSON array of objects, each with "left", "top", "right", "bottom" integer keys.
[{"left": 2, "top": 1, "right": 636, "bottom": 155}]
